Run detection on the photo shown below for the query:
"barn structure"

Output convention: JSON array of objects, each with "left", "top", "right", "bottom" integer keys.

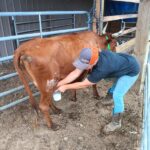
[{"left": 0, "top": 0, "right": 150, "bottom": 149}]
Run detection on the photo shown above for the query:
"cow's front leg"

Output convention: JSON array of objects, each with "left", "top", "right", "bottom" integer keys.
[
  {"left": 39, "top": 92, "right": 60, "bottom": 130},
  {"left": 50, "top": 100, "right": 62, "bottom": 114},
  {"left": 70, "top": 90, "right": 77, "bottom": 101},
  {"left": 48, "top": 90, "right": 62, "bottom": 114},
  {"left": 92, "top": 84, "right": 100, "bottom": 99}
]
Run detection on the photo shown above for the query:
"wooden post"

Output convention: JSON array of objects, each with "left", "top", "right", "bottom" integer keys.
[
  {"left": 92, "top": 0, "right": 101, "bottom": 33},
  {"left": 134, "top": 0, "right": 150, "bottom": 93},
  {"left": 116, "top": 38, "right": 135, "bottom": 52},
  {"left": 99, "top": 0, "right": 104, "bottom": 34}
]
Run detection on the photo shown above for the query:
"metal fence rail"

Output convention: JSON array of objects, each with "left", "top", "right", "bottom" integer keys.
[
  {"left": 0, "top": 11, "right": 89, "bottom": 16},
  {"left": 0, "top": 11, "right": 91, "bottom": 111},
  {"left": 0, "top": 92, "right": 40, "bottom": 111},
  {"left": 141, "top": 51, "right": 150, "bottom": 150},
  {"left": 0, "top": 27, "right": 89, "bottom": 42}
]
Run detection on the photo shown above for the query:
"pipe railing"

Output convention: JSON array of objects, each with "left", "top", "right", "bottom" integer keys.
[
  {"left": 0, "top": 27, "right": 89, "bottom": 42},
  {"left": 0, "top": 27, "right": 88, "bottom": 62},
  {"left": 0, "top": 83, "right": 33, "bottom": 98},
  {"left": 141, "top": 51, "right": 150, "bottom": 150},
  {"left": 0, "top": 11, "right": 91, "bottom": 61},
  {"left": 0, "top": 11, "right": 88, "bottom": 16},
  {"left": 0, "top": 92, "right": 40, "bottom": 111},
  {"left": 0, "top": 72, "right": 17, "bottom": 80}
]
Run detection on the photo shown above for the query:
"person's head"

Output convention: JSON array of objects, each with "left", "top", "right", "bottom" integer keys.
[{"left": 73, "top": 48, "right": 99, "bottom": 70}]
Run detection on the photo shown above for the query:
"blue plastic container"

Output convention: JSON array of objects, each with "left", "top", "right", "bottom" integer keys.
[{"left": 105, "top": 0, "right": 139, "bottom": 22}]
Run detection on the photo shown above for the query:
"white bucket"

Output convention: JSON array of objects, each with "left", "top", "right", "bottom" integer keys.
[{"left": 53, "top": 91, "right": 62, "bottom": 101}]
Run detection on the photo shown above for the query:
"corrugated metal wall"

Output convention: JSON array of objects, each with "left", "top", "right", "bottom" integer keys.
[{"left": 0, "top": 0, "right": 93, "bottom": 57}]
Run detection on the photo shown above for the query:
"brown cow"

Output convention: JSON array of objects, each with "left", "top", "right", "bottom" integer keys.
[{"left": 13, "top": 31, "right": 118, "bottom": 129}]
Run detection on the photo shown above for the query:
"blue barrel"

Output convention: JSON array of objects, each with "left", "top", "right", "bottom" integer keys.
[{"left": 104, "top": 0, "right": 139, "bottom": 22}]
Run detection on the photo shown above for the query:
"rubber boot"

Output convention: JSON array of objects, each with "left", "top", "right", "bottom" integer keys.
[{"left": 103, "top": 113, "right": 122, "bottom": 134}]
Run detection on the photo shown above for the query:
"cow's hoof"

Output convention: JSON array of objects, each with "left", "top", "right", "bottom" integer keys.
[
  {"left": 51, "top": 123, "right": 60, "bottom": 131},
  {"left": 70, "top": 97, "right": 77, "bottom": 102},
  {"left": 53, "top": 108, "right": 63, "bottom": 115},
  {"left": 95, "top": 101, "right": 101, "bottom": 108},
  {"left": 93, "top": 95, "right": 100, "bottom": 99},
  {"left": 94, "top": 96, "right": 104, "bottom": 100}
]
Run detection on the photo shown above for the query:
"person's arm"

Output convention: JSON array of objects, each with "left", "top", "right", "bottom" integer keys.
[
  {"left": 57, "top": 78, "right": 95, "bottom": 93},
  {"left": 57, "top": 68, "right": 83, "bottom": 87}
]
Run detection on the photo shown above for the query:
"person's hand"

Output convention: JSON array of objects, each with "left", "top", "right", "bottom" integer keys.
[
  {"left": 57, "top": 80, "right": 64, "bottom": 87},
  {"left": 57, "top": 85, "right": 67, "bottom": 93}
]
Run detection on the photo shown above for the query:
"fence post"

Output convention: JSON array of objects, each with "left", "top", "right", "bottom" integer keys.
[
  {"left": 12, "top": 16, "right": 19, "bottom": 46},
  {"left": 99, "top": 0, "right": 104, "bottom": 34},
  {"left": 39, "top": 14, "right": 43, "bottom": 38},
  {"left": 87, "top": 13, "right": 91, "bottom": 30}
]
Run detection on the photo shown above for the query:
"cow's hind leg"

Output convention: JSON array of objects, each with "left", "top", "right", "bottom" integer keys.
[{"left": 39, "top": 92, "right": 60, "bottom": 130}]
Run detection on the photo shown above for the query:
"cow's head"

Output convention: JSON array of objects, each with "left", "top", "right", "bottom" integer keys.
[
  {"left": 102, "top": 22, "right": 125, "bottom": 38},
  {"left": 100, "top": 22, "right": 125, "bottom": 52},
  {"left": 99, "top": 32, "right": 117, "bottom": 52}
]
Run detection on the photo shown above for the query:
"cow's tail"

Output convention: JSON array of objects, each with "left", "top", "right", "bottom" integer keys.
[{"left": 13, "top": 50, "right": 38, "bottom": 113}]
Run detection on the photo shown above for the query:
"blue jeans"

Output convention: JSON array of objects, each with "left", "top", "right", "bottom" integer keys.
[{"left": 108, "top": 74, "right": 139, "bottom": 115}]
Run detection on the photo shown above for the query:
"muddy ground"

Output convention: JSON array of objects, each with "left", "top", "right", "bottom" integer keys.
[{"left": 0, "top": 62, "right": 143, "bottom": 150}]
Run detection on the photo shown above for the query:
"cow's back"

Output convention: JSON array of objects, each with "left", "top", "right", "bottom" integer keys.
[{"left": 16, "top": 31, "right": 100, "bottom": 81}]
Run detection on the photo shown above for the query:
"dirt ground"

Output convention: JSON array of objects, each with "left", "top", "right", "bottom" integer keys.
[{"left": 0, "top": 62, "right": 143, "bottom": 150}]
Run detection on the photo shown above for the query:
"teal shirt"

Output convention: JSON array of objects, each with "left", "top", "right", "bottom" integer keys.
[{"left": 87, "top": 50, "right": 140, "bottom": 83}]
